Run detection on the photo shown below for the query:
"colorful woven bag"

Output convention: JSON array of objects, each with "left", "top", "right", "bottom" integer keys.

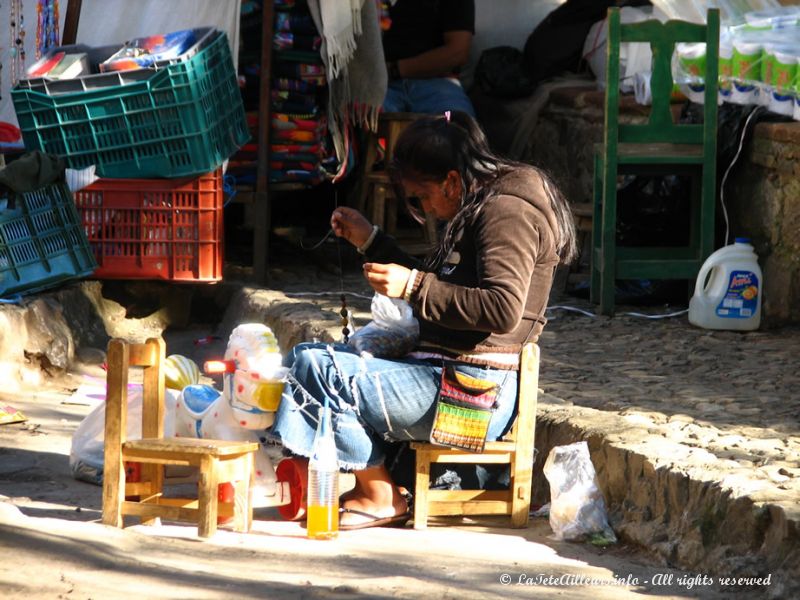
[{"left": 429, "top": 365, "right": 499, "bottom": 452}]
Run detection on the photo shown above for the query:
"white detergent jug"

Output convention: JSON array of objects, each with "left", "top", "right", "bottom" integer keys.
[{"left": 689, "top": 238, "right": 762, "bottom": 331}]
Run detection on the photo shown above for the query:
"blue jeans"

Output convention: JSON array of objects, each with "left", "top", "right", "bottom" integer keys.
[
  {"left": 383, "top": 77, "right": 476, "bottom": 117},
  {"left": 268, "top": 343, "right": 517, "bottom": 471}
]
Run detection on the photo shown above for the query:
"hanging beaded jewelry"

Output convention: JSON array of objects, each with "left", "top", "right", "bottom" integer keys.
[
  {"left": 339, "top": 294, "right": 350, "bottom": 344},
  {"left": 9, "top": 0, "right": 26, "bottom": 85},
  {"left": 0, "top": 2, "right": 3, "bottom": 99},
  {"left": 35, "top": 0, "right": 58, "bottom": 60}
]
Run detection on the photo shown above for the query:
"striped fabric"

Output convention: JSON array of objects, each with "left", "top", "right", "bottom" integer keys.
[{"left": 430, "top": 366, "right": 498, "bottom": 453}]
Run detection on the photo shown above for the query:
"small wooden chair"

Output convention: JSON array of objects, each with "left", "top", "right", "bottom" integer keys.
[
  {"left": 102, "top": 337, "right": 259, "bottom": 538},
  {"left": 411, "top": 343, "right": 539, "bottom": 529},
  {"left": 357, "top": 112, "right": 437, "bottom": 255}
]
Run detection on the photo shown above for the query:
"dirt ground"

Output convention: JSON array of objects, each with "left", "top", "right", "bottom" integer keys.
[{"left": 0, "top": 344, "right": 757, "bottom": 600}]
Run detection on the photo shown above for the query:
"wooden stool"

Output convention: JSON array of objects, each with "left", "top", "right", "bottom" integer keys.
[
  {"left": 102, "top": 338, "right": 259, "bottom": 538},
  {"left": 357, "top": 112, "right": 437, "bottom": 255},
  {"left": 411, "top": 343, "right": 540, "bottom": 529}
]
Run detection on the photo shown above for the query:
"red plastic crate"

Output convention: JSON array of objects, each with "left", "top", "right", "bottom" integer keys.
[{"left": 73, "top": 170, "right": 224, "bottom": 281}]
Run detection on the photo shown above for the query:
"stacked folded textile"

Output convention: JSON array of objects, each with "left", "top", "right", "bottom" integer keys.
[
  {"left": 231, "top": 0, "right": 337, "bottom": 187},
  {"left": 268, "top": 2, "right": 338, "bottom": 184}
]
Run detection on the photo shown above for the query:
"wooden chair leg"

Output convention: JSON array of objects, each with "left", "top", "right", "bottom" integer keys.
[
  {"left": 139, "top": 463, "right": 163, "bottom": 526},
  {"left": 232, "top": 455, "right": 254, "bottom": 533},
  {"left": 198, "top": 455, "right": 220, "bottom": 538},
  {"left": 699, "top": 170, "right": 715, "bottom": 260},
  {"left": 232, "top": 479, "right": 248, "bottom": 533},
  {"left": 101, "top": 457, "right": 124, "bottom": 529},
  {"left": 102, "top": 340, "right": 127, "bottom": 529},
  {"left": 599, "top": 164, "right": 617, "bottom": 316},
  {"left": 590, "top": 154, "right": 603, "bottom": 305},
  {"left": 371, "top": 184, "right": 386, "bottom": 232},
  {"left": 246, "top": 453, "right": 255, "bottom": 531},
  {"left": 413, "top": 451, "right": 431, "bottom": 530},
  {"left": 510, "top": 450, "right": 534, "bottom": 528}
]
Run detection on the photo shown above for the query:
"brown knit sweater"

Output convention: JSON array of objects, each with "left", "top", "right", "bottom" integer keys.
[{"left": 363, "top": 166, "right": 559, "bottom": 368}]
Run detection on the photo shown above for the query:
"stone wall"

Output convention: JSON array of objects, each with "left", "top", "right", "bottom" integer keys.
[
  {"left": 520, "top": 88, "right": 800, "bottom": 327},
  {"left": 532, "top": 404, "right": 799, "bottom": 597},
  {"left": 727, "top": 123, "right": 800, "bottom": 325}
]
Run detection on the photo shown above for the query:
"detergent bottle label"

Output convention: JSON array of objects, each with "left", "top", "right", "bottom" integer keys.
[{"left": 715, "top": 270, "right": 759, "bottom": 318}]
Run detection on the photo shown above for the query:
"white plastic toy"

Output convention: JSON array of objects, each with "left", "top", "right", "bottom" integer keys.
[{"left": 172, "top": 323, "right": 306, "bottom": 516}]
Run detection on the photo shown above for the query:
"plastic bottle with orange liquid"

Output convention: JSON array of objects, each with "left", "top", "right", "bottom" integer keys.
[{"left": 306, "top": 403, "right": 339, "bottom": 539}]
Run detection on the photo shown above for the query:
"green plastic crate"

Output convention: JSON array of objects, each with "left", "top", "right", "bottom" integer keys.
[
  {"left": 12, "top": 31, "right": 249, "bottom": 178},
  {"left": 0, "top": 183, "right": 97, "bottom": 297}
]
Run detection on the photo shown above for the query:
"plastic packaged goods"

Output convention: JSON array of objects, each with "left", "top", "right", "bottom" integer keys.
[
  {"left": 723, "top": 7, "right": 799, "bottom": 115},
  {"left": 652, "top": 1, "right": 782, "bottom": 24},
  {"left": 674, "top": 41, "right": 712, "bottom": 103},
  {"left": 795, "top": 90, "right": 800, "bottom": 121},
  {"left": 717, "top": 34, "right": 735, "bottom": 102},
  {"left": 543, "top": 441, "right": 617, "bottom": 545},
  {"left": 659, "top": 5, "right": 800, "bottom": 119},
  {"left": 347, "top": 294, "right": 419, "bottom": 358},
  {"left": 307, "top": 404, "right": 339, "bottom": 539},
  {"left": 689, "top": 238, "right": 762, "bottom": 331},
  {"left": 99, "top": 29, "right": 197, "bottom": 72},
  {"left": 649, "top": 0, "right": 708, "bottom": 23},
  {"left": 610, "top": 4, "right": 798, "bottom": 116}
]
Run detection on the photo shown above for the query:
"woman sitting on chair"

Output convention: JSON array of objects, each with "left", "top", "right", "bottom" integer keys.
[{"left": 269, "top": 111, "right": 577, "bottom": 529}]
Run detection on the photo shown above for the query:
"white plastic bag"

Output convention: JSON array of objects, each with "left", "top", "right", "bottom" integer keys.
[
  {"left": 69, "top": 384, "right": 178, "bottom": 485},
  {"left": 347, "top": 293, "right": 419, "bottom": 358},
  {"left": 543, "top": 441, "right": 617, "bottom": 544},
  {"left": 583, "top": 7, "right": 657, "bottom": 93}
]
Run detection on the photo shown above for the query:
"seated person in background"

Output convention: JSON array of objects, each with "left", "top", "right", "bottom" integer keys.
[
  {"left": 268, "top": 112, "right": 577, "bottom": 529},
  {"left": 382, "top": 0, "right": 476, "bottom": 116}
]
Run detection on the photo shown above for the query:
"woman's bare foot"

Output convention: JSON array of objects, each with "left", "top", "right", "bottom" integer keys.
[
  {"left": 339, "top": 478, "right": 362, "bottom": 504},
  {"left": 339, "top": 465, "right": 409, "bottom": 528}
]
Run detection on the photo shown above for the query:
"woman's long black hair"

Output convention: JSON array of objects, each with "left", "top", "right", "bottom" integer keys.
[{"left": 389, "top": 111, "right": 577, "bottom": 271}]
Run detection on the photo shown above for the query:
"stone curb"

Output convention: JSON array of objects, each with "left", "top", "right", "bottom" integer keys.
[{"left": 533, "top": 400, "right": 798, "bottom": 597}]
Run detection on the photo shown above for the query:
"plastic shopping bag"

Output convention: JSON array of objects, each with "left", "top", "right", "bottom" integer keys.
[
  {"left": 542, "top": 441, "right": 617, "bottom": 545},
  {"left": 583, "top": 6, "right": 654, "bottom": 94},
  {"left": 347, "top": 293, "right": 419, "bottom": 358},
  {"left": 69, "top": 384, "right": 178, "bottom": 485}
]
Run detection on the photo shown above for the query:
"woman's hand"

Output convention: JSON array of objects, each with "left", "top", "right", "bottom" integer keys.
[
  {"left": 331, "top": 207, "right": 373, "bottom": 248},
  {"left": 363, "top": 263, "right": 412, "bottom": 298}
]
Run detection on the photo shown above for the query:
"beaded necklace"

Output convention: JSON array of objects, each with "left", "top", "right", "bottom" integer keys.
[
  {"left": 9, "top": 0, "right": 26, "bottom": 85},
  {"left": 0, "top": 3, "right": 3, "bottom": 96},
  {"left": 35, "top": 0, "right": 58, "bottom": 60}
]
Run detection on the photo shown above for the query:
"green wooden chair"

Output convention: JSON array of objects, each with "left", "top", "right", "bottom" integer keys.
[{"left": 590, "top": 8, "right": 720, "bottom": 315}]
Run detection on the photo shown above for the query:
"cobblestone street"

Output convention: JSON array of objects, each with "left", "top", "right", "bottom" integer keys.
[{"left": 540, "top": 298, "right": 800, "bottom": 471}]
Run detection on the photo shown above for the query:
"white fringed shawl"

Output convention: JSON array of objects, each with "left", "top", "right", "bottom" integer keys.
[{"left": 307, "top": 0, "right": 387, "bottom": 166}]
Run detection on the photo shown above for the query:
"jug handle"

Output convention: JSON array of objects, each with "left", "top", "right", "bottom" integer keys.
[{"left": 694, "top": 257, "right": 720, "bottom": 297}]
